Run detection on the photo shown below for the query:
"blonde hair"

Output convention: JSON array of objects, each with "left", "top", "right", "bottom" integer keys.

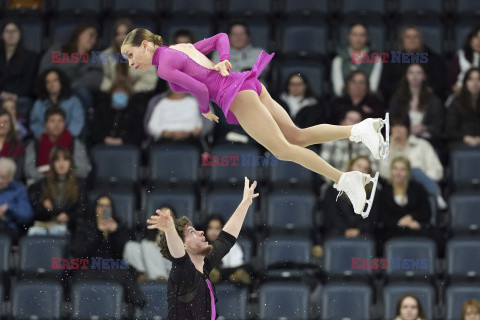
[
  {"left": 461, "top": 300, "right": 480, "bottom": 320},
  {"left": 122, "top": 28, "right": 163, "bottom": 48}
]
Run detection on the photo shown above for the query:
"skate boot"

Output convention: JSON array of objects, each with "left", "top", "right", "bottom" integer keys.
[
  {"left": 333, "top": 171, "right": 380, "bottom": 218},
  {"left": 350, "top": 113, "right": 390, "bottom": 160}
]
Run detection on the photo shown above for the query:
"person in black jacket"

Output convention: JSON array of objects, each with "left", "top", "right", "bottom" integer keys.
[
  {"left": 70, "top": 194, "right": 145, "bottom": 308},
  {"left": 91, "top": 79, "right": 144, "bottom": 146},
  {"left": 27, "top": 147, "right": 85, "bottom": 236}
]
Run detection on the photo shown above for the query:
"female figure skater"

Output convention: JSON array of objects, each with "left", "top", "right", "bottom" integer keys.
[{"left": 121, "top": 29, "right": 389, "bottom": 217}]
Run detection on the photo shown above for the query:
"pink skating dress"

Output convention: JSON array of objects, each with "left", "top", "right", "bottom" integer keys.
[{"left": 151, "top": 33, "right": 275, "bottom": 125}]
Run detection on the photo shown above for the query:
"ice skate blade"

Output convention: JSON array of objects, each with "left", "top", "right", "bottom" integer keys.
[
  {"left": 361, "top": 172, "right": 379, "bottom": 219},
  {"left": 380, "top": 113, "right": 389, "bottom": 160}
]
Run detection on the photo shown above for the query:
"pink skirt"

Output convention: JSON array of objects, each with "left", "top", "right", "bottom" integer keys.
[{"left": 213, "top": 51, "right": 275, "bottom": 125}]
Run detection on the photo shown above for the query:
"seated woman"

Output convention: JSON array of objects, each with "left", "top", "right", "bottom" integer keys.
[
  {"left": 204, "top": 214, "right": 251, "bottom": 285},
  {"left": 322, "top": 155, "right": 379, "bottom": 240},
  {"left": 277, "top": 73, "right": 327, "bottom": 128},
  {"left": 1, "top": 98, "right": 28, "bottom": 139},
  {"left": 393, "top": 294, "right": 427, "bottom": 320},
  {"left": 460, "top": 299, "right": 480, "bottom": 320},
  {"left": 27, "top": 148, "right": 85, "bottom": 236},
  {"left": 0, "top": 107, "right": 25, "bottom": 180},
  {"left": 71, "top": 194, "right": 145, "bottom": 308}
]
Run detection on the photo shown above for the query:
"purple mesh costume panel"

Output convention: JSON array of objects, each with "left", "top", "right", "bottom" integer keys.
[{"left": 152, "top": 33, "right": 275, "bottom": 125}]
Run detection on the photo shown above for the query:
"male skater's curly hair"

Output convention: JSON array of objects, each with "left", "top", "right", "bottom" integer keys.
[{"left": 156, "top": 216, "right": 192, "bottom": 261}]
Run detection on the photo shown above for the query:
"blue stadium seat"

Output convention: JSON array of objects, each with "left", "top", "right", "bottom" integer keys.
[
  {"left": 0, "top": 282, "right": 3, "bottom": 317},
  {"left": 266, "top": 190, "right": 316, "bottom": 232},
  {"left": 237, "top": 237, "right": 253, "bottom": 264},
  {"left": 19, "top": 236, "right": 68, "bottom": 277},
  {"left": 446, "top": 283, "right": 480, "bottom": 320},
  {"left": 219, "top": 18, "right": 273, "bottom": 52},
  {"left": 449, "top": 192, "right": 480, "bottom": 233},
  {"left": 144, "top": 189, "right": 196, "bottom": 224},
  {"left": 263, "top": 235, "right": 312, "bottom": 269},
  {"left": 259, "top": 282, "right": 309, "bottom": 319},
  {"left": 215, "top": 282, "right": 248, "bottom": 319},
  {"left": 321, "top": 282, "right": 372, "bottom": 320},
  {"left": 337, "top": 19, "right": 387, "bottom": 51},
  {"left": 209, "top": 144, "right": 260, "bottom": 186},
  {"left": 11, "top": 280, "right": 63, "bottom": 319},
  {"left": 384, "top": 237, "right": 437, "bottom": 279},
  {"left": 72, "top": 281, "right": 123, "bottom": 319},
  {"left": 383, "top": 282, "right": 435, "bottom": 320},
  {"left": 398, "top": 0, "right": 443, "bottom": 15},
  {"left": 0, "top": 234, "right": 10, "bottom": 273},
  {"left": 268, "top": 158, "right": 314, "bottom": 188},
  {"left": 136, "top": 282, "right": 168, "bottom": 319},
  {"left": 91, "top": 144, "right": 140, "bottom": 188},
  {"left": 111, "top": 0, "right": 157, "bottom": 15},
  {"left": 275, "top": 59, "right": 326, "bottom": 97},
  {"left": 204, "top": 189, "right": 255, "bottom": 230},
  {"left": 280, "top": 20, "right": 328, "bottom": 57},
  {"left": 164, "top": 18, "right": 214, "bottom": 45},
  {"left": 15, "top": 16, "right": 44, "bottom": 53},
  {"left": 281, "top": 0, "right": 329, "bottom": 16},
  {"left": 456, "top": 0, "right": 480, "bottom": 16},
  {"left": 454, "top": 20, "right": 478, "bottom": 52},
  {"left": 149, "top": 144, "right": 200, "bottom": 187},
  {"left": 169, "top": 0, "right": 216, "bottom": 17},
  {"left": 49, "top": 17, "right": 100, "bottom": 47},
  {"left": 54, "top": 0, "right": 102, "bottom": 15},
  {"left": 324, "top": 237, "right": 376, "bottom": 278},
  {"left": 446, "top": 236, "right": 480, "bottom": 278},
  {"left": 451, "top": 147, "right": 480, "bottom": 190},
  {"left": 339, "top": 0, "right": 386, "bottom": 16},
  {"left": 87, "top": 189, "right": 136, "bottom": 229},
  {"left": 225, "top": 0, "right": 273, "bottom": 17}
]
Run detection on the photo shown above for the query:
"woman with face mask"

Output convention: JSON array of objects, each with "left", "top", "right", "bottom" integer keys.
[{"left": 91, "top": 79, "right": 143, "bottom": 146}]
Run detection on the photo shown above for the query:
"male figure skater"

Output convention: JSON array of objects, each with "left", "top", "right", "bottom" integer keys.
[{"left": 147, "top": 177, "right": 258, "bottom": 319}]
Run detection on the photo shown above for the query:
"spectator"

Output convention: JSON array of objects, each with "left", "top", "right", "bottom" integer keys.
[
  {"left": 30, "top": 68, "right": 85, "bottom": 139},
  {"left": 211, "top": 21, "right": 269, "bottom": 79},
  {"left": 331, "top": 23, "right": 382, "bottom": 96},
  {"left": 322, "top": 156, "right": 379, "bottom": 239},
  {"left": 447, "top": 26, "right": 480, "bottom": 94},
  {"left": 320, "top": 108, "right": 379, "bottom": 178},
  {"left": 101, "top": 18, "right": 158, "bottom": 95},
  {"left": 277, "top": 73, "right": 327, "bottom": 128},
  {"left": 379, "top": 118, "right": 445, "bottom": 208},
  {"left": 329, "top": 70, "right": 385, "bottom": 124},
  {"left": 146, "top": 83, "right": 203, "bottom": 148},
  {"left": 0, "top": 157, "right": 34, "bottom": 241},
  {"left": 24, "top": 107, "right": 91, "bottom": 185},
  {"left": 446, "top": 67, "right": 480, "bottom": 147},
  {"left": 460, "top": 300, "right": 480, "bottom": 320},
  {"left": 379, "top": 157, "right": 434, "bottom": 246},
  {"left": 92, "top": 79, "right": 143, "bottom": 146},
  {"left": 0, "top": 19, "right": 38, "bottom": 117},
  {"left": 0, "top": 108, "right": 25, "bottom": 180},
  {"left": 1, "top": 98, "right": 28, "bottom": 139},
  {"left": 204, "top": 214, "right": 251, "bottom": 285},
  {"left": 123, "top": 206, "right": 175, "bottom": 282},
  {"left": 389, "top": 64, "right": 444, "bottom": 149},
  {"left": 27, "top": 148, "right": 85, "bottom": 236},
  {"left": 71, "top": 194, "right": 146, "bottom": 308},
  {"left": 393, "top": 294, "right": 427, "bottom": 320},
  {"left": 39, "top": 24, "right": 102, "bottom": 110},
  {"left": 380, "top": 26, "right": 445, "bottom": 101}
]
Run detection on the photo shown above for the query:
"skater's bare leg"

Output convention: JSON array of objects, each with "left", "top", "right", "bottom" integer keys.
[{"left": 230, "top": 89, "right": 342, "bottom": 183}]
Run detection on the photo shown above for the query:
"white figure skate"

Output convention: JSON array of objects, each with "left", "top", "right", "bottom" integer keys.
[
  {"left": 334, "top": 171, "right": 380, "bottom": 219},
  {"left": 350, "top": 113, "right": 390, "bottom": 160}
]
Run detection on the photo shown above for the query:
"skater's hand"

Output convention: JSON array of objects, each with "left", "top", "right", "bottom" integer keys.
[
  {"left": 242, "top": 177, "right": 259, "bottom": 206},
  {"left": 202, "top": 110, "right": 219, "bottom": 123},
  {"left": 147, "top": 208, "right": 175, "bottom": 231},
  {"left": 214, "top": 60, "right": 232, "bottom": 76}
]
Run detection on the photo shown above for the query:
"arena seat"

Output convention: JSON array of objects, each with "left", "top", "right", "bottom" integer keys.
[
  {"left": 136, "top": 282, "right": 168, "bottom": 319},
  {"left": 87, "top": 189, "right": 136, "bottom": 229},
  {"left": 0, "top": 234, "right": 10, "bottom": 274},
  {"left": 446, "top": 236, "right": 480, "bottom": 279},
  {"left": 164, "top": 17, "right": 214, "bottom": 45},
  {"left": 262, "top": 234, "right": 312, "bottom": 269},
  {"left": 224, "top": 0, "right": 273, "bottom": 18},
  {"left": 237, "top": 237, "right": 254, "bottom": 265},
  {"left": 339, "top": 0, "right": 386, "bottom": 16},
  {"left": 259, "top": 281, "right": 309, "bottom": 319},
  {"left": 449, "top": 191, "right": 480, "bottom": 234},
  {"left": 445, "top": 283, "right": 480, "bottom": 320},
  {"left": 54, "top": 0, "right": 102, "bottom": 15},
  {"left": 0, "top": 282, "right": 3, "bottom": 318},
  {"left": 456, "top": 0, "right": 480, "bottom": 17},
  {"left": 397, "top": 19, "right": 445, "bottom": 55},
  {"left": 19, "top": 236, "right": 68, "bottom": 278},
  {"left": 72, "top": 281, "right": 123, "bottom": 319},
  {"left": 218, "top": 18, "right": 272, "bottom": 52},
  {"left": 320, "top": 282, "right": 372, "bottom": 320},
  {"left": 143, "top": 189, "right": 197, "bottom": 224},
  {"left": 451, "top": 146, "right": 480, "bottom": 190},
  {"left": 382, "top": 282, "right": 435, "bottom": 320},
  {"left": 280, "top": 19, "right": 328, "bottom": 58},
  {"left": 110, "top": 0, "right": 157, "bottom": 16},
  {"left": 49, "top": 16, "right": 100, "bottom": 47},
  {"left": 397, "top": 0, "right": 443, "bottom": 16},
  {"left": 275, "top": 59, "right": 326, "bottom": 97},
  {"left": 169, "top": 0, "right": 216, "bottom": 17},
  {"left": 11, "top": 280, "right": 63, "bottom": 319},
  {"left": 268, "top": 159, "right": 314, "bottom": 188},
  {"left": 336, "top": 18, "right": 387, "bottom": 52},
  {"left": 281, "top": 0, "right": 329, "bottom": 17},
  {"left": 14, "top": 15, "right": 44, "bottom": 53},
  {"left": 215, "top": 282, "right": 248, "bottom": 319}
]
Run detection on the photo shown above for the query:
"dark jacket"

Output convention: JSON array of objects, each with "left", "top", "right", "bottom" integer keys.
[
  {"left": 329, "top": 94, "right": 386, "bottom": 124},
  {"left": 0, "top": 45, "right": 38, "bottom": 97},
  {"left": 446, "top": 98, "right": 480, "bottom": 145}
]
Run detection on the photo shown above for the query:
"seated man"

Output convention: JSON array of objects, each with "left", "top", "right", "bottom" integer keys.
[{"left": 147, "top": 177, "right": 258, "bottom": 319}]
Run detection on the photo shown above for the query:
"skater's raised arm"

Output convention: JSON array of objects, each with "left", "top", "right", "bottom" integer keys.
[
  {"left": 223, "top": 177, "right": 259, "bottom": 238},
  {"left": 147, "top": 209, "right": 185, "bottom": 259},
  {"left": 193, "top": 33, "right": 231, "bottom": 62}
]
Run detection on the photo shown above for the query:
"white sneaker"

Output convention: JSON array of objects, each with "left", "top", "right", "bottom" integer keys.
[
  {"left": 350, "top": 114, "right": 390, "bottom": 160},
  {"left": 333, "top": 171, "right": 380, "bottom": 218}
]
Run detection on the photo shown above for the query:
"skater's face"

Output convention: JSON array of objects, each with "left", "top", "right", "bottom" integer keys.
[
  {"left": 229, "top": 25, "right": 249, "bottom": 50},
  {"left": 206, "top": 219, "right": 222, "bottom": 242},
  {"left": 121, "top": 40, "right": 154, "bottom": 72},
  {"left": 391, "top": 161, "right": 410, "bottom": 185},
  {"left": 398, "top": 296, "right": 420, "bottom": 320},
  {"left": 348, "top": 24, "right": 367, "bottom": 51},
  {"left": 184, "top": 226, "right": 212, "bottom": 256},
  {"left": 466, "top": 70, "right": 480, "bottom": 96},
  {"left": 464, "top": 306, "right": 480, "bottom": 320},
  {"left": 406, "top": 64, "right": 426, "bottom": 87},
  {"left": 287, "top": 75, "right": 307, "bottom": 97},
  {"left": 350, "top": 158, "right": 371, "bottom": 174},
  {"left": 402, "top": 28, "right": 422, "bottom": 52}
]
